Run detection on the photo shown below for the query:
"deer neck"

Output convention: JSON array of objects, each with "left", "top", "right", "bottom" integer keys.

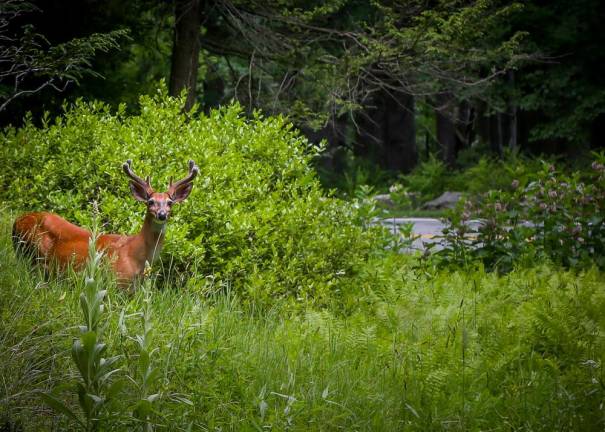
[{"left": 134, "top": 213, "right": 167, "bottom": 265}]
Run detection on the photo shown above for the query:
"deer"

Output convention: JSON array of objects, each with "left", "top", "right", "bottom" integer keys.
[{"left": 12, "top": 159, "right": 199, "bottom": 286}]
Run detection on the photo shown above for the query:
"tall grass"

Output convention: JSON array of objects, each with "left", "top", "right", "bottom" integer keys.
[{"left": 1, "top": 212, "right": 604, "bottom": 430}]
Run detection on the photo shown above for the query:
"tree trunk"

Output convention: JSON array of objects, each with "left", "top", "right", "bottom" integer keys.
[
  {"left": 489, "top": 113, "right": 504, "bottom": 157},
  {"left": 509, "top": 107, "right": 518, "bottom": 151},
  {"left": 355, "top": 97, "right": 382, "bottom": 161},
  {"left": 508, "top": 71, "right": 518, "bottom": 151},
  {"left": 435, "top": 94, "right": 457, "bottom": 167},
  {"left": 456, "top": 101, "right": 473, "bottom": 150},
  {"left": 383, "top": 92, "right": 417, "bottom": 173},
  {"left": 355, "top": 90, "right": 418, "bottom": 173},
  {"left": 475, "top": 100, "right": 490, "bottom": 148},
  {"left": 424, "top": 131, "right": 430, "bottom": 159},
  {"left": 169, "top": 0, "right": 202, "bottom": 111}
]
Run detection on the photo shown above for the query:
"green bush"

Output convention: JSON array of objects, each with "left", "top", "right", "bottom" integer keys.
[
  {"left": 435, "top": 155, "right": 605, "bottom": 271},
  {"left": 399, "top": 152, "right": 548, "bottom": 203},
  {"left": 400, "top": 155, "right": 449, "bottom": 201},
  {"left": 0, "top": 88, "right": 383, "bottom": 305}
]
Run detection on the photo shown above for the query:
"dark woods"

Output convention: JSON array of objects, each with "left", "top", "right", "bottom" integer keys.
[{"left": 2, "top": 0, "right": 604, "bottom": 176}]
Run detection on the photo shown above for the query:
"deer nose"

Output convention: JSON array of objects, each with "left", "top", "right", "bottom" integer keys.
[{"left": 157, "top": 211, "right": 167, "bottom": 221}]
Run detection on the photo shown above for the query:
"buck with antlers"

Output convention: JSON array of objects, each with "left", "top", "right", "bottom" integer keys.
[{"left": 12, "top": 159, "right": 199, "bottom": 286}]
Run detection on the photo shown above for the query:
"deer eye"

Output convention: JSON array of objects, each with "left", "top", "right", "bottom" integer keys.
[
  {"left": 167, "top": 199, "right": 174, "bottom": 206},
  {"left": 147, "top": 198, "right": 155, "bottom": 205}
]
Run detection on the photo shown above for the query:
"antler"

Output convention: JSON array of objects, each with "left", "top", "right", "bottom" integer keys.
[
  {"left": 168, "top": 160, "right": 199, "bottom": 197},
  {"left": 122, "top": 159, "right": 153, "bottom": 194}
]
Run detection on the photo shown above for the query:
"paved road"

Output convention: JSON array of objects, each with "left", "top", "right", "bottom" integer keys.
[{"left": 377, "top": 217, "right": 484, "bottom": 252}]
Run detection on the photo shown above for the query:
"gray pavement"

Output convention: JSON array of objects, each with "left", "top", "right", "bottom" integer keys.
[{"left": 377, "top": 217, "right": 484, "bottom": 252}]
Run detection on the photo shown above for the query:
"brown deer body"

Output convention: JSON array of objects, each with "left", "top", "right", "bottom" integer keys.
[{"left": 12, "top": 160, "right": 198, "bottom": 285}]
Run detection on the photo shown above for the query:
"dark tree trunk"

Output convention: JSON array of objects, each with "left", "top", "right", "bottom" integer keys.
[
  {"left": 509, "top": 108, "right": 518, "bottom": 151},
  {"left": 435, "top": 94, "right": 457, "bottom": 167},
  {"left": 355, "top": 89, "right": 418, "bottom": 173},
  {"left": 456, "top": 101, "right": 473, "bottom": 150},
  {"left": 202, "top": 71, "right": 225, "bottom": 112},
  {"left": 508, "top": 71, "right": 518, "bottom": 151},
  {"left": 489, "top": 114, "right": 503, "bottom": 157},
  {"left": 475, "top": 100, "right": 490, "bottom": 148},
  {"left": 355, "top": 100, "right": 381, "bottom": 161},
  {"left": 383, "top": 92, "right": 417, "bottom": 173},
  {"left": 169, "top": 0, "right": 202, "bottom": 111},
  {"left": 476, "top": 97, "right": 521, "bottom": 157},
  {"left": 424, "top": 131, "right": 430, "bottom": 159}
]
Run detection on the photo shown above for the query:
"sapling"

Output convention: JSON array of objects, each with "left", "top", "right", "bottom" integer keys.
[{"left": 128, "top": 265, "right": 163, "bottom": 431}]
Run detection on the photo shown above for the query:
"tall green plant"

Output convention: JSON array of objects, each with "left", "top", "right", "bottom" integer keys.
[
  {"left": 128, "top": 274, "right": 163, "bottom": 430},
  {"left": 40, "top": 215, "right": 121, "bottom": 431}
]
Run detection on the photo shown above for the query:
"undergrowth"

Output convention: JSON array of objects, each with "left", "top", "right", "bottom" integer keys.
[
  {"left": 434, "top": 154, "right": 605, "bottom": 272},
  {"left": 0, "top": 88, "right": 385, "bottom": 306},
  {"left": 1, "top": 212, "right": 604, "bottom": 431}
]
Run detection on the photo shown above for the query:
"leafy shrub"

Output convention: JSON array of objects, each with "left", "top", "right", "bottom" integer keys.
[
  {"left": 0, "top": 88, "right": 384, "bottom": 305},
  {"left": 399, "top": 152, "right": 548, "bottom": 203},
  {"left": 456, "top": 152, "right": 546, "bottom": 195},
  {"left": 400, "top": 155, "right": 449, "bottom": 201},
  {"left": 316, "top": 148, "right": 396, "bottom": 198},
  {"left": 435, "top": 155, "right": 605, "bottom": 271}
]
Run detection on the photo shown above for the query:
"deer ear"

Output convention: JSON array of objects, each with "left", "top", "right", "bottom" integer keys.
[
  {"left": 129, "top": 181, "right": 150, "bottom": 202},
  {"left": 170, "top": 183, "right": 193, "bottom": 203}
]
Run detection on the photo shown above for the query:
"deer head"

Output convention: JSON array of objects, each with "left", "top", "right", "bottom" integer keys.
[{"left": 122, "top": 159, "right": 199, "bottom": 223}]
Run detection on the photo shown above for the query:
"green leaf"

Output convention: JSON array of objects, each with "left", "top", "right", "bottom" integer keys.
[
  {"left": 39, "top": 392, "right": 85, "bottom": 429},
  {"left": 133, "top": 399, "right": 152, "bottom": 418},
  {"left": 107, "top": 379, "right": 126, "bottom": 401}
]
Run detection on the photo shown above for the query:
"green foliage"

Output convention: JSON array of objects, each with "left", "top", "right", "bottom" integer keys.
[
  {"left": 127, "top": 278, "right": 165, "bottom": 430},
  {"left": 400, "top": 155, "right": 450, "bottom": 202},
  {"left": 0, "top": 88, "right": 383, "bottom": 306},
  {"left": 41, "top": 223, "right": 121, "bottom": 431},
  {"left": 512, "top": 0, "right": 605, "bottom": 145},
  {"left": 2, "top": 217, "right": 605, "bottom": 430},
  {"left": 455, "top": 152, "right": 544, "bottom": 194},
  {"left": 170, "top": 0, "right": 530, "bottom": 132},
  {"left": 398, "top": 152, "right": 549, "bottom": 203},
  {"left": 0, "top": 0, "right": 128, "bottom": 112},
  {"left": 435, "top": 155, "right": 605, "bottom": 271},
  {"left": 386, "top": 183, "right": 414, "bottom": 210},
  {"left": 319, "top": 152, "right": 396, "bottom": 199}
]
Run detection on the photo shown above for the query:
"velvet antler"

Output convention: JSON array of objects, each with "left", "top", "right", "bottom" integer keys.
[{"left": 168, "top": 160, "right": 199, "bottom": 202}]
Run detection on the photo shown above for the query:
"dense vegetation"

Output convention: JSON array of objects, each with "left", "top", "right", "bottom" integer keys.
[
  {"left": 0, "top": 93, "right": 604, "bottom": 430},
  {"left": 2, "top": 214, "right": 605, "bottom": 430},
  {"left": 1, "top": 0, "right": 604, "bottom": 430},
  {"left": 435, "top": 156, "right": 605, "bottom": 271},
  {"left": 2, "top": 0, "right": 604, "bottom": 172},
  {"left": 0, "top": 90, "right": 384, "bottom": 307}
]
